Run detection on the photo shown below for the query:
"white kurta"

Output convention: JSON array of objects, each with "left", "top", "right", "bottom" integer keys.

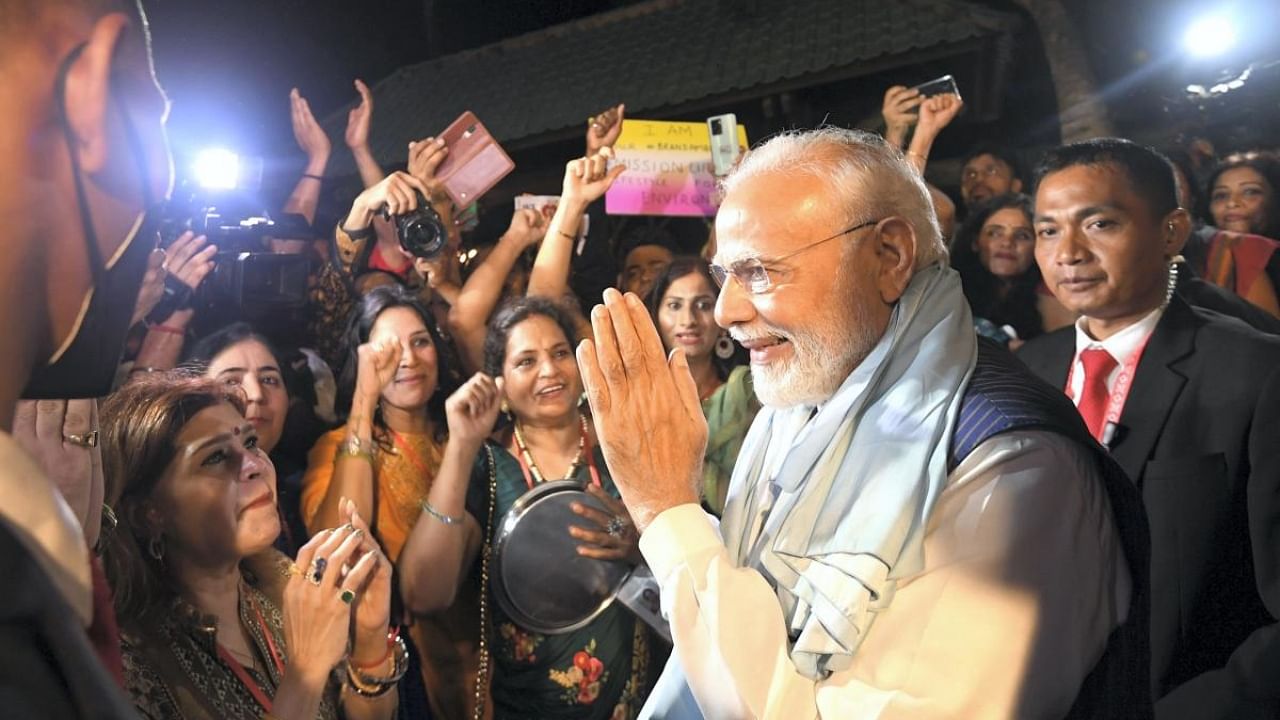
[{"left": 639, "top": 430, "right": 1130, "bottom": 719}]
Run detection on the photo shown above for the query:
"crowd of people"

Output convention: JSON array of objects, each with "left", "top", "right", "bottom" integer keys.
[{"left": 3, "top": 1, "right": 1279, "bottom": 719}]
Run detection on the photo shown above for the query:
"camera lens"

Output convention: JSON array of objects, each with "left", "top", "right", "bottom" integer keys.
[
  {"left": 393, "top": 191, "right": 448, "bottom": 259},
  {"left": 399, "top": 213, "right": 446, "bottom": 258}
]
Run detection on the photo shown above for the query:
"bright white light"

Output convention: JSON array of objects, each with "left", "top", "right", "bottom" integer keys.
[
  {"left": 193, "top": 148, "right": 240, "bottom": 190},
  {"left": 1183, "top": 15, "right": 1238, "bottom": 58}
]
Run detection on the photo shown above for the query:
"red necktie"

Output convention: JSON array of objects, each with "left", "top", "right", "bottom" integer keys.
[{"left": 1077, "top": 347, "right": 1118, "bottom": 441}]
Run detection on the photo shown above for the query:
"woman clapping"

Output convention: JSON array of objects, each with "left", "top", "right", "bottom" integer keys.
[{"left": 100, "top": 375, "right": 400, "bottom": 720}]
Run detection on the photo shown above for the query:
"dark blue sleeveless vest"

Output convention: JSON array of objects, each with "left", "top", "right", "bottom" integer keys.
[{"left": 949, "top": 339, "right": 1153, "bottom": 719}]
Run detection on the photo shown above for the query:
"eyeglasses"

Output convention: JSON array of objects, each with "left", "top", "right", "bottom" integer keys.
[{"left": 709, "top": 218, "right": 881, "bottom": 295}]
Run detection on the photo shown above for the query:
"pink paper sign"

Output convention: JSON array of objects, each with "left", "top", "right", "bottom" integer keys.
[{"left": 605, "top": 119, "right": 749, "bottom": 217}]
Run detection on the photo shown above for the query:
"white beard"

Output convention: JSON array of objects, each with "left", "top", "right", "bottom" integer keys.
[{"left": 741, "top": 291, "right": 882, "bottom": 409}]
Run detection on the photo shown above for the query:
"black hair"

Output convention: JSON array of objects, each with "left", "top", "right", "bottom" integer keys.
[
  {"left": 336, "top": 285, "right": 453, "bottom": 443},
  {"left": 482, "top": 296, "right": 581, "bottom": 379},
  {"left": 614, "top": 224, "right": 679, "bottom": 268},
  {"left": 184, "top": 322, "right": 283, "bottom": 372},
  {"left": 1202, "top": 152, "right": 1280, "bottom": 239},
  {"left": 961, "top": 145, "right": 1026, "bottom": 183},
  {"left": 1033, "top": 138, "right": 1179, "bottom": 221},
  {"left": 950, "top": 193, "right": 1046, "bottom": 341},
  {"left": 645, "top": 256, "right": 734, "bottom": 379}
]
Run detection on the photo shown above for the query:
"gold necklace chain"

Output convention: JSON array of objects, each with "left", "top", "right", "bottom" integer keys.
[{"left": 512, "top": 415, "right": 587, "bottom": 485}]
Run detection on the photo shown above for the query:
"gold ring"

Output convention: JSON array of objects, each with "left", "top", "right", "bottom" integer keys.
[{"left": 64, "top": 431, "right": 99, "bottom": 448}]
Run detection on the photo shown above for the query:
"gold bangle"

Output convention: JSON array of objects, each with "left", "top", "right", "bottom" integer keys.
[
  {"left": 339, "top": 437, "right": 374, "bottom": 464},
  {"left": 557, "top": 229, "right": 575, "bottom": 241}
]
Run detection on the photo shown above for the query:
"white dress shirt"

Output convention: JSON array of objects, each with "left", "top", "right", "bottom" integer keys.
[
  {"left": 0, "top": 431, "right": 93, "bottom": 625},
  {"left": 1068, "top": 306, "right": 1164, "bottom": 400},
  {"left": 639, "top": 430, "right": 1130, "bottom": 719}
]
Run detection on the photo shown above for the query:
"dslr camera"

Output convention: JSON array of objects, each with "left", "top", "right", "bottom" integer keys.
[{"left": 384, "top": 190, "right": 449, "bottom": 259}]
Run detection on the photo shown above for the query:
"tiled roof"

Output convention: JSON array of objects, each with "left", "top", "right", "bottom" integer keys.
[{"left": 324, "top": 0, "right": 1020, "bottom": 175}]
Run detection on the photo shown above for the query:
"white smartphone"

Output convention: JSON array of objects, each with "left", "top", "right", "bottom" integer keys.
[{"left": 707, "top": 113, "right": 740, "bottom": 177}]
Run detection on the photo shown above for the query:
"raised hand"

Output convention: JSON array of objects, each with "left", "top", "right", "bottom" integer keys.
[
  {"left": 562, "top": 146, "right": 626, "bottom": 207},
  {"left": 443, "top": 372, "right": 502, "bottom": 446},
  {"left": 881, "top": 85, "right": 923, "bottom": 148},
  {"left": 915, "top": 93, "right": 964, "bottom": 139},
  {"left": 290, "top": 88, "right": 331, "bottom": 164},
  {"left": 576, "top": 289, "right": 707, "bottom": 532},
  {"left": 586, "top": 103, "right": 625, "bottom": 157},
  {"left": 345, "top": 79, "right": 374, "bottom": 151},
  {"left": 568, "top": 483, "right": 642, "bottom": 564},
  {"left": 353, "top": 338, "right": 403, "bottom": 410},
  {"left": 505, "top": 207, "right": 547, "bottom": 250},
  {"left": 407, "top": 137, "right": 448, "bottom": 189}
]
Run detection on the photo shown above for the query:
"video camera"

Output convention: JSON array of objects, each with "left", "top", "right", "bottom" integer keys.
[{"left": 157, "top": 189, "right": 312, "bottom": 339}]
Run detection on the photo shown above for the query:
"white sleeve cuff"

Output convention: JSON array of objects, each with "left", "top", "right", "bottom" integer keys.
[{"left": 639, "top": 503, "right": 724, "bottom": 586}]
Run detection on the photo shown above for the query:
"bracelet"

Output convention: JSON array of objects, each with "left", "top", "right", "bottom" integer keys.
[
  {"left": 339, "top": 435, "right": 374, "bottom": 464},
  {"left": 557, "top": 229, "right": 576, "bottom": 241},
  {"left": 345, "top": 635, "right": 409, "bottom": 697},
  {"left": 352, "top": 627, "right": 400, "bottom": 670},
  {"left": 420, "top": 499, "right": 464, "bottom": 526},
  {"left": 149, "top": 324, "right": 186, "bottom": 336},
  {"left": 301, "top": 173, "right": 324, "bottom": 181}
]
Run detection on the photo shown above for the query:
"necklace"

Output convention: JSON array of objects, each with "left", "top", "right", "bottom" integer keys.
[
  {"left": 512, "top": 414, "right": 600, "bottom": 489},
  {"left": 215, "top": 587, "right": 285, "bottom": 713}
]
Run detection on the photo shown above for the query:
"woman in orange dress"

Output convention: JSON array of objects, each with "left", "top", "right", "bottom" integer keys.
[{"left": 302, "top": 284, "right": 481, "bottom": 719}]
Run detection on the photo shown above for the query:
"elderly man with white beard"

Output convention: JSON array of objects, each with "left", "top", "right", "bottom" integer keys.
[{"left": 575, "top": 127, "right": 1152, "bottom": 719}]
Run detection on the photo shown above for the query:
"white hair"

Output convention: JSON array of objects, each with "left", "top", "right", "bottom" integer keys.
[{"left": 721, "top": 126, "right": 947, "bottom": 269}]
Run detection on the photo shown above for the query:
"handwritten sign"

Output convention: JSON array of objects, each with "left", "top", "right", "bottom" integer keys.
[{"left": 606, "top": 119, "right": 749, "bottom": 217}]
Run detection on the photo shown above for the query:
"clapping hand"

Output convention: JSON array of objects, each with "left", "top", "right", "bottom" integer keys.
[
  {"left": 290, "top": 88, "right": 331, "bottom": 164},
  {"left": 283, "top": 526, "right": 375, "bottom": 684},
  {"left": 345, "top": 79, "right": 375, "bottom": 151},
  {"left": 339, "top": 498, "right": 393, "bottom": 660}
]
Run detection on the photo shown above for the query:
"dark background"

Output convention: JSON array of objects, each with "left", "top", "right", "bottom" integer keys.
[{"left": 141, "top": 0, "right": 1280, "bottom": 207}]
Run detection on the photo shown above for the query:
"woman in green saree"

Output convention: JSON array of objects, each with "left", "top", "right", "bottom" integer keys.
[
  {"left": 647, "top": 257, "right": 759, "bottom": 515},
  {"left": 396, "top": 296, "right": 657, "bottom": 719}
]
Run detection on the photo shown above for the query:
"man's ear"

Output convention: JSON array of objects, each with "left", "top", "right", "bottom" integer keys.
[
  {"left": 1163, "top": 207, "right": 1191, "bottom": 257},
  {"left": 874, "top": 217, "right": 917, "bottom": 304},
  {"left": 63, "top": 13, "right": 131, "bottom": 175},
  {"left": 1011, "top": 177, "right": 1024, "bottom": 194}
]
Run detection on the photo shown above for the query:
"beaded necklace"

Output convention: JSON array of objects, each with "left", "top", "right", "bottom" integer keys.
[{"left": 511, "top": 414, "right": 600, "bottom": 489}]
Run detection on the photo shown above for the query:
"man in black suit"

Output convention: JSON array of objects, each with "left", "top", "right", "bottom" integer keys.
[
  {"left": 0, "top": 0, "right": 172, "bottom": 716},
  {"left": 1018, "top": 138, "right": 1280, "bottom": 719}
]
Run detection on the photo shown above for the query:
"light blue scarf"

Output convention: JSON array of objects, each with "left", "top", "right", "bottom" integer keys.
[{"left": 721, "top": 262, "right": 975, "bottom": 680}]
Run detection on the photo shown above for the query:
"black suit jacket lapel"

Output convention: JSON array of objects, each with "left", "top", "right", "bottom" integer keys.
[
  {"left": 1110, "top": 298, "right": 1197, "bottom": 482},
  {"left": 1025, "top": 329, "right": 1074, "bottom": 387}
]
